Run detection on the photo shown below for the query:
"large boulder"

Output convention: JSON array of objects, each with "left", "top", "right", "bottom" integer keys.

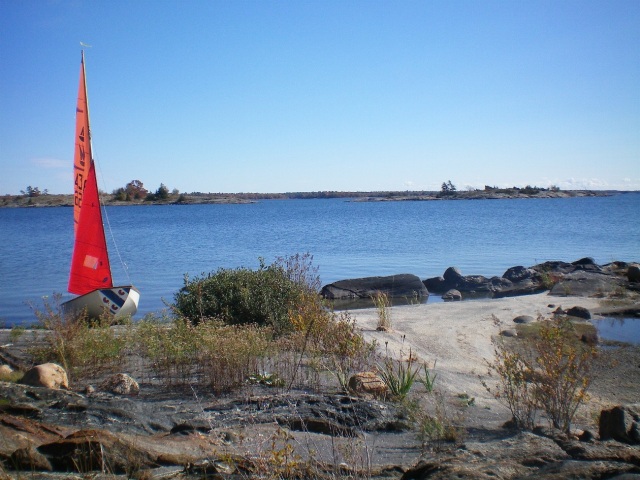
[
  {"left": 599, "top": 404, "right": 640, "bottom": 444},
  {"left": 321, "top": 274, "right": 428, "bottom": 300},
  {"left": 550, "top": 271, "right": 625, "bottom": 297},
  {"left": 20, "top": 363, "right": 68, "bottom": 390}
]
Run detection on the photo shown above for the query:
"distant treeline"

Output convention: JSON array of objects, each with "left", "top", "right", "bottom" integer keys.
[{"left": 2, "top": 181, "right": 625, "bottom": 208}]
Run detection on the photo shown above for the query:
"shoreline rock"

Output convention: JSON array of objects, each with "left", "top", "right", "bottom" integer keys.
[{"left": 322, "top": 258, "right": 640, "bottom": 313}]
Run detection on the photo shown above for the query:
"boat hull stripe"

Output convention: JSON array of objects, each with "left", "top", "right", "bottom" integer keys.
[{"left": 102, "top": 288, "right": 126, "bottom": 307}]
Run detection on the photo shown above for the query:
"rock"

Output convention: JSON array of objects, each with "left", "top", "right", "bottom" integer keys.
[
  {"left": 443, "top": 266, "right": 465, "bottom": 285},
  {"left": 579, "top": 430, "right": 595, "bottom": 442},
  {"left": 0, "top": 364, "right": 14, "bottom": 376},
  {"left": 503, "top": 266, "right": 538, "bottom": 283},
  {"left": 457, "top": 274, "right": 493, "bottom": 293},
  {"left": 573, "top": 257, "right": 596, "bottom": 266},
  {"left": 513, "top": 315, "right": 535, "bottom": 324},
  {"left": 500, "top": 329, "right": 518, "bottom": 337},
  {"left": 581, "top": 332, "right": 599, "bottom": 346},
  {"left": 321, "top": 274, "right": 428, "bottom": 300},
  {"left": 628, "top": 264, "right": 640, "bottom": 283},
  {"left": 10, "top": 446, "right": 52, "bottom": 471},
  {"left": 532, "top": 260, "right": 575, "bottom": 275},
  {"left": 550, "top": 271, "right": 625, "bottom": 298},
  {"left": 37, "top": 429, "right": 157, "bottom": 473},
  {"left": 423, "top": 276, "right": 447, "bottom": 293},
  {"left": 20, "top": 363, "right": 68, "bottom": 390},
  {"left": 493, "top": 266, "right": 547, "bottom": 297},
  {"left": 599, "top": 404, "right": 640, "bottom": 444},
  {"left": 566, "top": 306, "right": 591, "bottom": 319},
  {"left": 442, "top": 289, "right": 462, "bottom": 301},
  {"left": 348, "top": 372, "right": 387, "bottom": 397},
  {"left": 99, "top": 373, "right": 139, "bottom": 395}
]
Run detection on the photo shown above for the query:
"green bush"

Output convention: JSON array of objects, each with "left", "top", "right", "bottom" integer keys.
[{"left": 173, "top": 255, "right": 318, "bottom": 333}]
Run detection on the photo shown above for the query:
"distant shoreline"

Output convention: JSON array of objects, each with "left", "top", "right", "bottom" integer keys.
[{"left": 1, "top": 189, "right": 634, "bottom": 208}]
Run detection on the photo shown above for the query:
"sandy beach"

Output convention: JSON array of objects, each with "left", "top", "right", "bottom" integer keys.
[{"left": 349, "top": 292, "right": 621, "bottom": 427}]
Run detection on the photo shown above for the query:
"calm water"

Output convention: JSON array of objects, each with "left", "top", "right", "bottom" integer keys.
[{"left": 1, "top": 193, "right": 639, "bottom": 325}]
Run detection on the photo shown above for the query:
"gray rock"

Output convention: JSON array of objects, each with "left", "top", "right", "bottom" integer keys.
[
  {"left": 321, "top": 274, "right": 428, "bottom": 300},
  {"left": 442, "top": 289, "right": 462, "bottom": 301},
  {"left": 599, "top": 404, "right": 640, "bottom": 444},
  {"left": 503, "top": 266, "right": 538, "bottom": 283},
  {"left": 628, "top": 264, "right": 640, "bottom": 283},
  {"left": 566, "top": 306, "right": 592, "bottom": 319},
  {"left": 501, "top": 329, "right": 518, "bottom": 337},
  {"left": 423, "top": 276, "right": 447, "bottom": 293},
  {"left": 514, "top": 315, "right": 535, "bottom": 324},
  {"left": 550, "top": 271, "right": 626, "bottom": 297},
  {"left": 443, "top": 266, "right": 465, "bottom": 285}
]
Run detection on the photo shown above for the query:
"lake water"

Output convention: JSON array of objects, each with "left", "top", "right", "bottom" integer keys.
[{"left": 1, "top": 193, "right": 639, "bottom": 326}]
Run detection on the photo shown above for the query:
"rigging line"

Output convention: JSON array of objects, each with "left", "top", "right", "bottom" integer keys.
[{"left": 94, "top": 155, "right": 133, "bottom": 285}]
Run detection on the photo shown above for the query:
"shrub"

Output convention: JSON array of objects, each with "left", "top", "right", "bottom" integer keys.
[
  {"left": 173, "top": 254, "right": 319, "bottom": 333},
  {"left": 482, "top": 326, "right": 538, "bottom": 430},
  {"left": 483, "top": 315, "right": 597, "bottom": 433},
  {"left": 534, "top": 317, "right": 597, "bottom": 433}
]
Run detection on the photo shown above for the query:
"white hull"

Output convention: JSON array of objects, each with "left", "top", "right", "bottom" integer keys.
[{"left": 62, "top": 286, "right": 140, "bottom": 320}]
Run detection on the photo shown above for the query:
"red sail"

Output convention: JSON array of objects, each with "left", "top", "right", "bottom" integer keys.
[
  {"left": 68, "top": 160, "right": 112, "bottom": 295},
  {"left": 73, "top": 52, "right": 90, "bottom": 234},
  {"left": 68, "top": 53, "right": 113, "bottom": 295}
]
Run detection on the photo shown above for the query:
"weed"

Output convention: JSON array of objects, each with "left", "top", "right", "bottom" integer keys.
[
  {"left": 377, "top": 348, "right": 420, "bottom": 401},
  {"left": 372, "top": 290, "right": 391, "bottom": 330},
  {"left": 418, "top": 360, "right": 437, "bottom": 393},
  {"left": 9, "top": 326, "right": 25, "bottom": 342},
  {"left": 29, "top": 294, "right": 130, "bottom": 383}
]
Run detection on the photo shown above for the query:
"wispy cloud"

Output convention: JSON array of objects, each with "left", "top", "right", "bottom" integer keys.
[{"left": 31, "top": 158, "right": 67, "bottom": 169}]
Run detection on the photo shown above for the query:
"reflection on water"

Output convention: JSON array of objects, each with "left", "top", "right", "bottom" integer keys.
[{"left": 591, "top": 317, "right": 640, "bottom": 345}]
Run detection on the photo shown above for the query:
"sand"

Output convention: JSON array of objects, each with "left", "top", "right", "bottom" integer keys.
[{"left": 350, "top": 292, "right": 606, "bottom": 423}]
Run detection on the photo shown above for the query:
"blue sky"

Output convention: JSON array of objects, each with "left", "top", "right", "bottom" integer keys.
[{"left": 1, "top": 0, "right": 638, "bottom": 195}]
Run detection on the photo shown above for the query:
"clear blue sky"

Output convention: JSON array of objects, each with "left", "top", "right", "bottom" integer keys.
[{"left": 1, "top": 0, "right": 639, "bottom": 195}]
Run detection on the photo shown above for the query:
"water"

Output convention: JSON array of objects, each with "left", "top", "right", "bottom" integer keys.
[
  {"left": 1, "top": 193, "right": 639, "bottom": 325},
  {"left": 592, "top": 318, "right": 640, "bottom": 345}
]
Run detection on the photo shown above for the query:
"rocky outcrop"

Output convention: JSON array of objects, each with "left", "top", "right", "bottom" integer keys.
[
  {"left": 321, "top": 273, "right": 428, "bottom": 300},
  {"left": 418, "top": 258, "right": 639, "bottom": 301}
]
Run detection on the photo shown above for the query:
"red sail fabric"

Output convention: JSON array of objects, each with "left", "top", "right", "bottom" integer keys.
[
  {"left": 68, "top": 53, "right": 112, "bottom": 296},
  {"left": 68, "top": 160, "right": 112, "bottom": 295},
  {"left": 73, "top": 52, "right": 91, "bottom": 234}
]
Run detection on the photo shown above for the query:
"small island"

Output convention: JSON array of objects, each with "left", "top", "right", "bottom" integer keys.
[{"left": 0, "top": 181, "right": 628, "bottom": 208}]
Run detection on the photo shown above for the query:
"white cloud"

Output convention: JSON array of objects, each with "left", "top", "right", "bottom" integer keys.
[{"left": 31, "top": 158, "right": 67, "bottom": 169}]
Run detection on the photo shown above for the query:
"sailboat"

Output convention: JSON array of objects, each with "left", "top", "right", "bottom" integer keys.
[{"left": 62, "top": 51, "right": 140, "bottom": 319}]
